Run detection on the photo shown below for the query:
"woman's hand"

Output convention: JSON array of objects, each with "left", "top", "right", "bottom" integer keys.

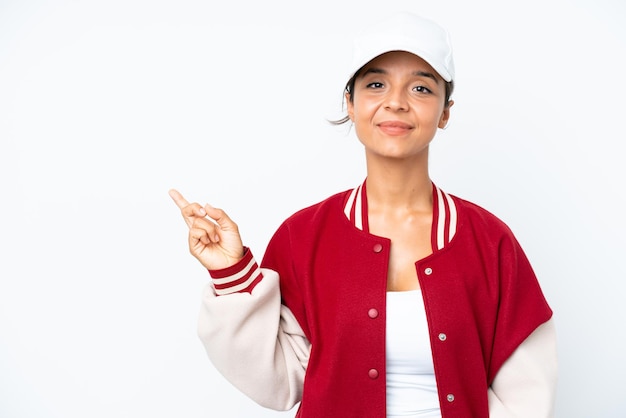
[{"left": 168, "top": 189, "right": 244, "bottom": 270}]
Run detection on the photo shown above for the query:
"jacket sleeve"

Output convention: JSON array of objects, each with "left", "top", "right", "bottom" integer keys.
[
  {"left": 488, "top": 318, "right": 558, "bottom": 417},
  {"left": 197, "top": 249, "right": 311, "bottom": 411}
]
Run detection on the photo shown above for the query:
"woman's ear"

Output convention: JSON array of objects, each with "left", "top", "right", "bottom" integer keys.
[
  {"left": 345, "top": 92, "right": 354, "bottom": 122},
  {"left": 438, "top": 99, "right": 454, "bottom": 129}
]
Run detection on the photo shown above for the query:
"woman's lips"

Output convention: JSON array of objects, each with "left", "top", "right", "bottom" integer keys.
[{"left": 377, "top": 121, "right": 413, "bottom": 136}]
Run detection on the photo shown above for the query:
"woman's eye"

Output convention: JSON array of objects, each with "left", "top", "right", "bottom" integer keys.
[
  {"left": 366, "top": 82, "right": 384, "bottom": 89},
  {"left": 413, "top": 85, "right": 432, "bottom": 94}
]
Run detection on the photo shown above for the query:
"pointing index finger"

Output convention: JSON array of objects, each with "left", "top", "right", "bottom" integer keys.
[{"left": 168, "top": 189, "right": 190, "bottom": 209}]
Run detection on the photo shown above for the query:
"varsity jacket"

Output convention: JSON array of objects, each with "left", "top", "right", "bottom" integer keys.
[{"left": 198, "top": 181, "right": 557, "bottom": 417}]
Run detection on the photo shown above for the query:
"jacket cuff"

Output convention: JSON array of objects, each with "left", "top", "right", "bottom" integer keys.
[{"left": 208, "top": 247, "right": 264, "bottom": 295}]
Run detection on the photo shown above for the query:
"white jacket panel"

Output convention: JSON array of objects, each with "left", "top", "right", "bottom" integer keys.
[
  {"left": 488, "top": 318, "right": 558, "bottom": 417},
  {"left": 197, "top": 269, "right": 309, "bottom": 411}
]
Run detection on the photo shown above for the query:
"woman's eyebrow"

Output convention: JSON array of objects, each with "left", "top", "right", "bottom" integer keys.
[
  {"left": 361, "top": 68, "right": 439, "bottom": 83},
  {"left": 361, "top": 67, "right": 386, "bottom": 76},
  {"left": 413, "top": 71, "right": 439, "bottom": 82}
]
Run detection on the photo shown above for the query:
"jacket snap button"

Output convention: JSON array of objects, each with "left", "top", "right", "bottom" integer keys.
[
  {"left": 447, "top": 393, "right": 455, "bottom": 402},
  {"left": 424, "top": 267, "right": 433, "bottom": 275},
  {"left": 438, "top": 333, "right": 447, "bottom": 341},
  {"left": 373, "top": 243, "right": 383, "bottom": 253},
  {"left": 368, "top": 308, "right": 379, "bottom": 319},
  {"left": 368, "top": 368, "right": 379, "bottom": 379}
]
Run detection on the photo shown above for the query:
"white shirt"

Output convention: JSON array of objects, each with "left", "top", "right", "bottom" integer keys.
[{"left": 386, "top": 290, "right": 441, "bottom": 418}]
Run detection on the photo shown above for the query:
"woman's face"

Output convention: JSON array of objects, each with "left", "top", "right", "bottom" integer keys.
[{"left": 347, "top": 51, "right": 452, "bottom": 161}]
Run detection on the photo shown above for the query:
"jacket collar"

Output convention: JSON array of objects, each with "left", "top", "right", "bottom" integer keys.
[{"left": 343, "top": 178, "right": 458, "bottom": 252}]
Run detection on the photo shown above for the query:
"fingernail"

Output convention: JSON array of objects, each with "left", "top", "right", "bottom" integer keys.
[{"left": 198, "top": 208, "right": 206, "bottom": 216}]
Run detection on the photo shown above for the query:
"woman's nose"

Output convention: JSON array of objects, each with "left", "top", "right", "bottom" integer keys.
[{"left": 383, "top": 88, "right": 409, "bottom": 112}]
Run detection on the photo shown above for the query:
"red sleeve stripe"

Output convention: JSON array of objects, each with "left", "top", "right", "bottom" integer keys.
[{"left": 212, "top": 257, "right": 263, "bottom": 295}]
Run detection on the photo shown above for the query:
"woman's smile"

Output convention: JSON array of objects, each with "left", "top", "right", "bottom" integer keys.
[{"left": 377, "top": 120, "right": 414, "bottom": 136}]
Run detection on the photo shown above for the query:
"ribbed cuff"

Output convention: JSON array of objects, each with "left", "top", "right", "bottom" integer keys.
[{"left": 208, "top": 247, "right": 264, "bottom": 295}]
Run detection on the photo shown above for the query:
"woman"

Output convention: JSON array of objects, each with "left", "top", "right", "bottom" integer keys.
[{"left": 169, "top": 12, "right": 557, "bottom": 418}]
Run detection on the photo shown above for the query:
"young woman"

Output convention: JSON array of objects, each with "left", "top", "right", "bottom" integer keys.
[{"left": 169, "top": 12, "right": 557, "bottom": 418}]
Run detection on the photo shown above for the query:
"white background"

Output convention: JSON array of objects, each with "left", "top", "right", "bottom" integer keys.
[{"left": 1, "top": 0, "right": 625, "bottom": 417}]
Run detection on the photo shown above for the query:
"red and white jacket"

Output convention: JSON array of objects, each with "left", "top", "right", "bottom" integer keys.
[{"left": 198, "top": 181, "right": 557, "bottom": 417}]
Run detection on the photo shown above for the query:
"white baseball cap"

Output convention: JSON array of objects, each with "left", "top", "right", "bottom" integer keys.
[{"left": 346, "top": 12, "right": 455, "bottom": 86}]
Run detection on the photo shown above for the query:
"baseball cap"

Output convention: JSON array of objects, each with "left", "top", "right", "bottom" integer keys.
[{"left": 346, "top": 12, "right": 455, "bottom": 85}]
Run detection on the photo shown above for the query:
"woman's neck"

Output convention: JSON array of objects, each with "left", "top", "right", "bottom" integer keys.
[{"left": 364, "top": 153, "right": 433, "bottom": 214}]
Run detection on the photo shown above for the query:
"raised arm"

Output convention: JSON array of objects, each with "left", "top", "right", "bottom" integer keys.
[{"left": 168, "top": 189, "right": 309, "bottom": 410}]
